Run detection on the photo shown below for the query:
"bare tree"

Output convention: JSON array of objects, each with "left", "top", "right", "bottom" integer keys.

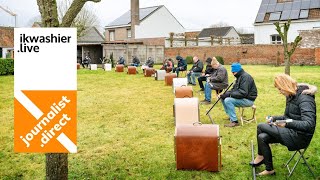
[
  {"left": 36, "top": 0, "right": 101, "bottom": 179},
  {"left": 58, "top": 0, "right": 100, "bottom": 37},
  {"left": 274, "top": 20, "right": 302, "bottom": 75},
  {"left": 209, "top": 21, "right": 229, "bottom": 28}
]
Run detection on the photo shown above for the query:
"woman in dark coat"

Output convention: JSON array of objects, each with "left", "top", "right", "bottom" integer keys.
[{"left": 251, "top": 74, "right": 317, "bottom": 176}]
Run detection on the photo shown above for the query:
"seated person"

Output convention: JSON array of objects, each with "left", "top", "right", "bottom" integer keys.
[
  {"left": 117, "top": 56, "right": 125, "bottom": 65},
  {"left": 160, "top": 59, "right": 174, "bottom": 72},
  {"left": 131, "top": 56, "right": 140, "bottom": 67},
  {"left": 198, "top": 57, "right": 215, "bottom": 91},
  {"left": 173, "top": 55, "right": 187, "bottom": 77},
  {"left": 219, "top": 63, "right": 257, "bottom": 127},
  {"left": 81, "top": 55, "right": 91, "bottom": 68},
  {"left": 201, "top": 58, "right": 228, "bottom": 104},
  {"left": 251, "top": 74, "right": 316, "bottom": 176},
  {"left": 145, "top": 57, "right": 154, "bottom": 68},
  {"left": 187, "top": 56, "right": 203, "bottom": 85}
]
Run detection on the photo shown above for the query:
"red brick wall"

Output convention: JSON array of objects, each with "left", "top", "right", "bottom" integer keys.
[
  {"left": 0, "top": 27, "right": 14, "bottom": 48},
  {"left": 315, "top": 48, "right": 320, "bottom": 65},
  {"left": 165, "top": 45, "right": 318, "bottom": 65}
]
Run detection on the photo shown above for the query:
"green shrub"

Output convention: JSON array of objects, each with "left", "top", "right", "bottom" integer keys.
[
  {"left": 0, "top": 58, "right": 14, "bottom": 75},
  {"left": 215, "top": 56, "right": 224, "bottom": 65},
  {"left": 185, "top": 56, "right": 193, "bottom": 64}
]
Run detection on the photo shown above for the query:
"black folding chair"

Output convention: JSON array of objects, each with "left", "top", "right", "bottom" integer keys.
[{"left": 284, "top": 146, "right": 316, "bottom": 178}]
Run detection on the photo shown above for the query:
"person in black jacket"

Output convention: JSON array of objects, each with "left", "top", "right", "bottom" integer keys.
[
  {"left": 173, "top": 55, "right": 187, "bottom": 77},
  {"left": 250, "top": 74, "right": 317, "bottom": 176},
  {"left": 131, "top": 56, "right": 140, "bottom": 67},
  {"left": 187, "top": 56, "right": 203, "bottom": 85},
  {"left": 219, "top": 62, "right": 257, "bottom": 127},
  {"left": 198, "top": 57, "right": 215, "bottom": 91}
]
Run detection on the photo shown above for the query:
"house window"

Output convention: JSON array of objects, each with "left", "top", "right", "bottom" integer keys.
[
  {"left": 127, "top": 29, "right": 132, "bottom": 38},
  {"left": 271, "top": 34, "right": 282, "bottom": 44},
  {"left": 109, "top": 31, "right": 115, "bottom": 41}
]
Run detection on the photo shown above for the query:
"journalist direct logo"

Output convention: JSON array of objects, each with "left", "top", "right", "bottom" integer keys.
[{"left": 14, "top": 28, "right": 77, "bottom": 153}]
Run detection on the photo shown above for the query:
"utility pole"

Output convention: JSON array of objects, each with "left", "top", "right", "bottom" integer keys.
[{"left": 0, "top": 5, "right": 17, "bottom": 27}]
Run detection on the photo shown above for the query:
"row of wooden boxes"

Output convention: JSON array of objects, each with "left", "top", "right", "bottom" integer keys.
[{"left": 172, "top": 78, "right": 222, "bottom": 172}]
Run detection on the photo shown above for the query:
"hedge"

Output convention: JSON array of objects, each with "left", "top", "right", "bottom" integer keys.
[{"left": 0, "top": 58, "right": 14, "bottom": 75}]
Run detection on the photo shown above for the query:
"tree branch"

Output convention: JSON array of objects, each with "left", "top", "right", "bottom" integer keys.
[{"left": 61, "top": 0, "right": 101, "bottom": 27}]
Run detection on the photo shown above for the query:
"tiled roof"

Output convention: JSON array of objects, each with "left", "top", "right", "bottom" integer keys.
[
  {"left": 78, "top": 27, "right": 105, "bottom": 43},
  {"left": 198, "top": 27, "right": 233, "bottom": 38},
  {"left": 255, "top": 0, "right": 320, "bottom": 23},
  {"left": 0, "top": 26, "right": 14, "bottom": 48},
  {"left": 106, "top": 6, "right": 162, "bottom": 27}
]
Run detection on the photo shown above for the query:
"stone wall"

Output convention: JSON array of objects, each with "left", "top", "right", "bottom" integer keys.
[
  {"left": 299, "top": 29, "right": 320, "bottom": 48},
  {"left": 165, "top": 45, "right": 318, "bottom": 65}
]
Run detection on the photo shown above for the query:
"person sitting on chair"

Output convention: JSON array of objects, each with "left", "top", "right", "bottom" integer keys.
[
  {"left": 117, "top": 56, "right": 125, "bottom": 65},
  {"left": 82, "top": 55, "right": 91, "bottom": 68},
  {"left": 160, "top": 58, "right": 173, "bottom": 72},
  {"left": 173, "top": 55, "right": 187, "bottom": 77},
  {"left": 219, "top": 62, "right": 258, "bottom": 127},
  {"left": 131, "top": 56, "right": 140, "bottom": 67},
  {"left": 198, "top": 57, "right": 215, "bottom": 91},
  {"left": 187, "top": 56, "right": 203, "bottom": 86},
  {"left": 250, "top": 74, "right": 317, "bottom": 176},
  {"left": 201, "top": 57, "right": 228, "bottom": 105},
  {"left": 145, "top": 57, "right": 154, "bottom": 68}
]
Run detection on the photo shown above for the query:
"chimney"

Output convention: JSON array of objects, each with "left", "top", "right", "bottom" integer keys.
[{"left": 131, "top": 0, "right": 139, "bottom": 39}]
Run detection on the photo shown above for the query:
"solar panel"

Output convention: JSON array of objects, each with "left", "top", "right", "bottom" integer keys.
[
  {"left": 301, "top": 0, "right": 311, "bottom": 9},
  {"left": 310, "top": 0, "right": 320, "bottom": 8},
  {"left": 269, "top": 12, "right": 282, "bottom": 21},
  {"left": 262, "top": 0, "right": 270, "bottom": 5},
  {"left": 267, "top": 4, "right": 276, "bottom": 13},
  {"left": 290, "top": 10, "right": 300, "bottom": 19},
  {"left": 269, "top": 0, "right": 277, "bottom": 4},
  {"left": 281, "top": 10, "right": 291, "bottom": 20},
  {"left": 275, "top": 3, "right": 284, "bottom": 11},
  {"left": 255, "top": 13, "right": 266, "bottom": 23},
  {"left": 292, "top": 1, "right": 301, "bottom": 10},
  {"left": 259, "top": 4, "right": 268, "bottom": 13},
  {"left": 300, "top": 9, "right": 309, "bottom": 18},
  {"left": 284, "top": 2, "right": 293, "bottom": 11}
]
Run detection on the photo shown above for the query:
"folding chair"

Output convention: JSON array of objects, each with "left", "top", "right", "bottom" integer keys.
[{"left": 284, "top": 146, "right": 316, "bottom": 178}]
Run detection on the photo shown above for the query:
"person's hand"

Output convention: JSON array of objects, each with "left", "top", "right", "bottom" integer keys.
[
  {"left": 276, "top": 122, "right": 286, "bottom": 128},
  {"left": 205, "top": 74, "right": 210, "bottom": 77},
  {"left": 220, "top": 91, "right": 230, "bottom": 100}
]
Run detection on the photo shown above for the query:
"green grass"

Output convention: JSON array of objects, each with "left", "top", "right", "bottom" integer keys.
[{"left": 1, "top": 65, "right": 320, "bottom": 179}]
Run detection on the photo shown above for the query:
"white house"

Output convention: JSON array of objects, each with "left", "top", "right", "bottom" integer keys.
[
  {"left": 254, "top": 0, "right": 320, "bottom": 44},
  {"left": 104, "top": 1, "right": 185, "bottom": 43}
]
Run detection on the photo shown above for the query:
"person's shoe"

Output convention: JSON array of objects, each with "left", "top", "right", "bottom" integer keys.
[
  {"left": 200, "top": 100, "right": 211, "bottom": 105},
  {"left": 224, "top": 122, "right": 240, "bottom": 127},
  {"left": 199, "top": 89, "right": 204, "bottom": 91},
  {"left": 249, "top": 159, "right": 265, "bottom": 167},
  {"left": 256, "top": 170, "right": 276, "bottom": 176}
]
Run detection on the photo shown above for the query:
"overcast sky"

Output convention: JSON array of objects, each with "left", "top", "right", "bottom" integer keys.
[{"left": 0, "top": 0, "right": 261, "bottom": 31}]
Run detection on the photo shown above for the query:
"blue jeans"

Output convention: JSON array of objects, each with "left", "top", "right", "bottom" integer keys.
[
  {"left": 187, "top": 72, "right": 201, "bottom": 85},
  {"left": 221, "top": 97, "right": 254, "bottom": 122},
  {"left": 204, "top": 82, "right": 212, "bottom": 102}
]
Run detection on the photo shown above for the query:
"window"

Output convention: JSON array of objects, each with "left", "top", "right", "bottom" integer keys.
[
  {"left": 109, "top": 31, "right": 115, "bottom": 41},
  {"left": 127, "top": 29, "right": 132, "bottom": 38},
  {"left": 271, "top": 34, "right": 282, "bottom": 44}
]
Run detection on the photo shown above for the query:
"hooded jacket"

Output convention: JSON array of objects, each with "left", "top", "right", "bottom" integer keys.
[
  {"left": 272, "top": 84, "right": 317, "bottom": 151},
  {"left": 176, "top": 56, "right": 187, "bottom": 70},
  {"left": 229, "top": 69, "right": 258, "bottom": 101}
]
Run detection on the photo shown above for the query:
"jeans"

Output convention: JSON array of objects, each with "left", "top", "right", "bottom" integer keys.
[
  {"left": 187, "top": 72, "right": 201, "bottom": 85},
  {"left": 221, "top": 97, "right": 254, "bottom": 122},
  {"left": 131, "top": 63, "right": 139, "bottom": 67},
  {"left": 198, "top": 76, "right": 207, "bottom": 90}
]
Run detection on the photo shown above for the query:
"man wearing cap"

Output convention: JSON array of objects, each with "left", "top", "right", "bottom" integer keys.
[
  {"left": 219, "top": 62, "right": 258, "bottom": 127},
  {"left": 173, "top": 55, "right": 187, "bottom": 77}
]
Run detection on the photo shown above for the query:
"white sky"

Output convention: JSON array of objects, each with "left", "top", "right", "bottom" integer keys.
[{"left": 0, "top": 0, "right": 261, "bottom": 31}]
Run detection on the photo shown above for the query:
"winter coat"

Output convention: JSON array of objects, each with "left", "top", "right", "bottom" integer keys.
[
  {"left": 132, "top": 57, "right": 140, "bottom": 64},
  {"left": 146, "top": 58, "right": 154, "bottom": 67},
  {"left": 204, "top": 65, "right": 214, "bottom": 75},
  {"left": 176, "top": 56, "right": 187, "bottom": 70},
  {"left": 190, "top": 60, "right": 203, "bottom": 73},
  {"left": 208, "top": 64, "right": 228, "bottom": 90},
  {"left": 272, "top": 84, "right": 317, "bottom": 151},
  {"left": 229, "top": 69, "right": 257, "bottom": 101},
  {"left": 118, "top": 57, "right": 125, "bottom": 65}
]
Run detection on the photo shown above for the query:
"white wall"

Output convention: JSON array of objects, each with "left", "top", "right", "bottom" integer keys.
[
  {"left": 254, "top": 20, "right": 320, "bottom": 44},
  {"left": 135, "top": 6, "right": 185, "bottom": 38},
  {"left": 225, "top": 28, "right": 240, "bottom": 39}
]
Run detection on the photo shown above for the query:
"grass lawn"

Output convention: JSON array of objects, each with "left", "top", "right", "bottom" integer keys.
[{"left": 1, "top": 65, "right": 319, "bottom": 179}]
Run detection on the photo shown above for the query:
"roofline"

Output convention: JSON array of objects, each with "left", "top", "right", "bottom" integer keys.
[
  {"left": 92, "top": 26, "right": 105, "bottom": 39},
  {"left": 105, "top": 24, "right": 131, "bottom": 29},
  {"left": 199, "top": 26, "right": 235, "bottom": 37},
  {"left": 254, "top": 18, "right": 320, "bottom": 26},
  {"left": 159, "top": 6, "right": 184, "bottom": 29}
]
